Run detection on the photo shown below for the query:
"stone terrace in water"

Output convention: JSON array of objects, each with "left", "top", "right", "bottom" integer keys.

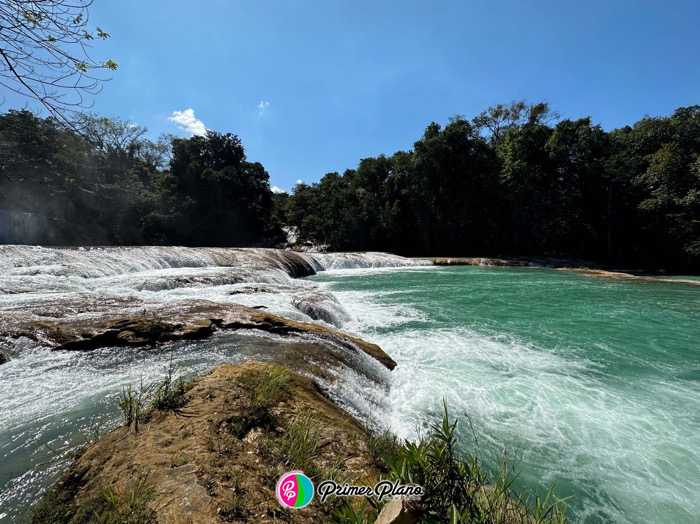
[{"left": 0, "top": 246, "right": 430, "bottom": 362}]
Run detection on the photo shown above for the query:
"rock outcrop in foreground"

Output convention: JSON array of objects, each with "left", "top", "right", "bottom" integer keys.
[{"left": 32, "top": 361, "right": 387, "bottom": 524}]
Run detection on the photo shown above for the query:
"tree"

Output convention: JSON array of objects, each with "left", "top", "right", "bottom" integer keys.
[
  {"left": 636, "top": 141, "right": 700, "bottom": 263},
  {"left": 545, "top": 118, "right": 611, "bottom": 256},
  {"left": 152, "top": 131, "right": 274, "bottom": 246},
  {"left": 74, "top": 113, "right": 146, "bottom": 155},
  {"left": 408, "top": 118, "right": 500, "bottom": 254},
  {"left": 0, "top": 110, "right": 126, "bottom": 243},
  {"left": 472, "top": 101, "right": 558, "bottom": 145},
  {"left": 498, "top": 123, "right": 557, "bottom": 253},
  {"left": 0, "top": 0, "right": 117, "bottom": 126}
]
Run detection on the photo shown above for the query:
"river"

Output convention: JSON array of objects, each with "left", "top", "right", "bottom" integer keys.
[{"left": 0, "top": 246, "right": 698, "bottom": 523}]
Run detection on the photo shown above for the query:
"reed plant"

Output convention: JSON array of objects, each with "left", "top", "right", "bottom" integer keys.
[
  {"left": 118, "top": 382, "right": 150, "bottom": 434},
  {"left": 334, "top": 402, "right": 569, "bottom": 524},
  {"left": 151, "top": 364, "right": 188, "bottom": 413}
]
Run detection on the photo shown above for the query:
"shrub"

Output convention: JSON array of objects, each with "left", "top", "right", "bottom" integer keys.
[
  {"left": 94, "top": 472, "right": 156, "bottom": 524},
  {"left": 30, "top": 468, "right": 88, "bottom": 523},
  {"left": 367, "top": 429, "right": 401, "bottom": 472},
  {"left": 240, "top": 368, "right": 291, "bottom": 409},
  {"left": 224, "top": 368, "right": 291, "bottom": 438},
  {"left": 219, "top": 492, "right": 246, "bottom": 522},
  {"left": 278, "top": 409, "right": 322, "bottom": 478}
]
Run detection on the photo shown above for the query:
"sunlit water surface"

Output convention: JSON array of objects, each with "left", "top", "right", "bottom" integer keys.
[
  {"left": 307, "top": 266, "right": 700, "bottom": 524},
  {"left": 0, "top": 247, "right": 698, "bottom": 523}
]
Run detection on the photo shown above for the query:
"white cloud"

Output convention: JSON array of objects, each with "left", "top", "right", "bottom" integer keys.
[
  {"left": 271, "top": 186, "right": 286, "bottom": 194},
  {"left": 258, "top": 100, "right": 270, "bottom": 114},
  {"left": 296, "top": 179, "right": 303, "bottom": 185},
  {"left": 168, "top": 109, "right": 206, "bottom": 136}
]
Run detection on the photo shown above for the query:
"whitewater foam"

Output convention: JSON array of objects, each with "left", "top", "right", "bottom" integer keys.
[
  {"left": 0, "top": 246, "right": 425, "bottom": 521},
  {"left": 305, "top": 265, "right": 700, "bottom": 524}
]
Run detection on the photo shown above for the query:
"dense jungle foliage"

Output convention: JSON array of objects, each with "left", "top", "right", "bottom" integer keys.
[{"left": 1, "top": 102, "right": 698, "bottom": 272}]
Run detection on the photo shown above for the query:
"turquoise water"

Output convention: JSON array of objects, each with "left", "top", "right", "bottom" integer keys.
[
  {"left": 1, "top": 248, "right": 698, "bottom": 523},
  {"left": 308, "top": 266, "right": 700, "bottom": 524}
]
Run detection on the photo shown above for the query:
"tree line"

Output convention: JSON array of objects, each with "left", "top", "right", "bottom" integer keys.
[
  {"left": 0, "top": 109, "right": 275, "bottom": 246},
  {"left": 279, "top": 102, "right": 700, "bottom": 273},
  {"left": 1, "top": 103, "right": 698, "bottom": 272}
]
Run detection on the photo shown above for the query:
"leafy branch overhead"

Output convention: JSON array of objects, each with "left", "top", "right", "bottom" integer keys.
[{"left": 0, "top": 0, "right": 117, "bottom": 126}]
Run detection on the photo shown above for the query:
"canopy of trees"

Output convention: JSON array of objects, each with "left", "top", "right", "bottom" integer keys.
[
  {"left": 0, "top": 110, "right": 277, "bottom": 246},
  {"left": 1, "top": 102, "right": 698, "bottom": 273},
  {"left": 279, "top": 102, "right": 700, "bottom": 273}
]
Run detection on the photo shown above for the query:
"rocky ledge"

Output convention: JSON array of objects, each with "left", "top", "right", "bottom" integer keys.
[
  {"left": 427, "top": 256, "right": 700, "bottom": 286},
  {"left": 2, "top": 301, "right": 396, "bottom": 370},
  {"left": 562, "top": 268, "right": 700, "bottom": 286},
  {"left": 31, "top": 361, "right": 386, "bottom": 524},
  {"left": 426, "top": 256, "right": 604, "bottom": 269}
]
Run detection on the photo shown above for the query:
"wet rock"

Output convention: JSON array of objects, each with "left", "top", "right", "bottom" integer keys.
[
  {"left": 228, "top": 286, "right": 271, "bottom": 295},
  {"left": 426, "top": 256, "right": 700, "bottom": 285},
  {"left": 427, "top": 255, "right": 605, "bottom": 269},
  {"left": 180, "top": 318, "right": 219, "bottom": 340},
  {"left": 15, "top": 314, "right": 217, "bottom": 352},
  {"left": 561, "top": 268, "right": 700, "bottom": 286},
  {"left": 292, "top": 292, "right": 351, "bottom": 327},
  {"left": 0, "top": 348, "right": 8, "bottom": 365},
  {"left": 427, "top": 257, "right": 511, "bottom": 266},
  {"left": 228, "top": 283, "right": 309, "bottom": 295},
  {"left": 222, "top": 306, "right": 397, "bottom": 370},
  {"left": 5, "top": 302, "right": 396, "bottom": 370},
  {"left": 262, "top": 249, "right": 317, "bottom": 278},
  {"left": 375, "top": 499, "right": 419, "bottom": 524}
]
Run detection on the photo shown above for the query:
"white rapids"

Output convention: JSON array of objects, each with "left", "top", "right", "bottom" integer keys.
[{"left": 0, "top": 245, "right": 429, "bottom": 522}]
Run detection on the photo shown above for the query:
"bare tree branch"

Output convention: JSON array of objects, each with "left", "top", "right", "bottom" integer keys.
[{"left": 0, "top": 0, "right": 117, "bottom": 129}]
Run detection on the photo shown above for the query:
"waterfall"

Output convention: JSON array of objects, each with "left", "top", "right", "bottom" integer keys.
[{"left": 0, "top": 246, "right": 428, "bottom": 521}]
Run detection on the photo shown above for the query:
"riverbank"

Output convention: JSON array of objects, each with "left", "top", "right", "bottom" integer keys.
[
  {"left": 427, "top": 256, "right": 700, "bottom": 286},
  {"left": 28, "top": 339, "right": 568, "bottom": 524}
]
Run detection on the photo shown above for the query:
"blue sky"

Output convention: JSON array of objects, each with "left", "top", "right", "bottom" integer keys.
[{"left": 5, "top": 0, "right": 700, "bottom": 192}]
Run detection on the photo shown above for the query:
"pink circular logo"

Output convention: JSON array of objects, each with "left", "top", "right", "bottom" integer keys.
[{"left": 276, "top": 471, "right": 314, "bottom": 508}]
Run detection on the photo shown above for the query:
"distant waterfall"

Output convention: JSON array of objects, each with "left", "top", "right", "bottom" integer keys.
[{"left": 0, "top": 245, "right": 430, "bottom": 281}]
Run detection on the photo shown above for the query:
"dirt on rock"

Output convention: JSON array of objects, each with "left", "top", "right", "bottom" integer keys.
[{"left": 31, "top": 361, "right": 384, "bottom": 524}]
